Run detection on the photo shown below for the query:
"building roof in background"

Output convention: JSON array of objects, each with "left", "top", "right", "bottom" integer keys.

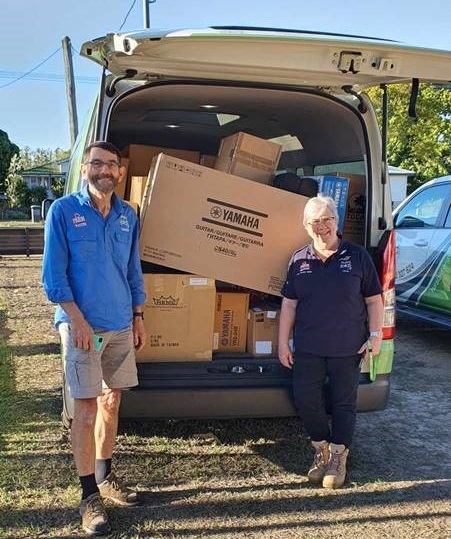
[
  {"left": 19, "top": 163, "right": 64, "bottom": 176},
  {"left": 388, "top": 165, "right": 415, "bottom": 175}
]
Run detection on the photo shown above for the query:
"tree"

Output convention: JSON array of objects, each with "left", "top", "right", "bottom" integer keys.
[
  {"left": 366, "top": 84, "right": 451, "bottom": 192},
  {"left": 52, "top": 177, "right": 66, "bottom": 198},
  {"left": 6, "top": 177, "right": 31, "bottom": 209},
  {"left": 5, "top": 154, "right": 31, "bottom": 208},
  {"left": 0, "top": 130, "right": 20, "bottom": 192},
  {"left": 30, "top": 186, "right": 48, "bottom": 206}
]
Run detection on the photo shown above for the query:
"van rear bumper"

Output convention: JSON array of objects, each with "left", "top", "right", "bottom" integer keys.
[{"left": 119, "top": 376, "right": 390, "bottom": 419}]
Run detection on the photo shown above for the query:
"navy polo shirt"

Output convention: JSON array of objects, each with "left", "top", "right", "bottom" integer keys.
[{"left": 281, "top": 240, "right": 382, "bottom": 357}]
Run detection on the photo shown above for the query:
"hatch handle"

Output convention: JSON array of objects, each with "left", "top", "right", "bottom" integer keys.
[{"left": 105, "top": 69, "right": 138, "bottom": 97}]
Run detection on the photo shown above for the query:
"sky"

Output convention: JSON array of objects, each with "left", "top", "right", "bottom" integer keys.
[{"left": 1, "top": 0, "right": 451, "bottom": 151}]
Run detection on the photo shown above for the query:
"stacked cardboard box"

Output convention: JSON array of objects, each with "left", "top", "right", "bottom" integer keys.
[
  {"left": 139, "top": 154, "right": 310, "bottom": 296},
  {"left": 332, "top": 172, "right": 366, "bottom": 244},
  {"left": 135, "top": 274, "right": 216, "bottom": 362},
  {"left": 247, "top": 305, "right": 280, "bottom": 357},
  {"left": 215, "top": 132, "right": 282, "bottom": 185},
  {"left": 121, "top": 144, "right": 200, "bottom": 199},
  {"left": 309, "top": 176, "right": 350, "bottom": 232},
  {"left": 213, "top": 292, "right": 250, "bottom": 353}
]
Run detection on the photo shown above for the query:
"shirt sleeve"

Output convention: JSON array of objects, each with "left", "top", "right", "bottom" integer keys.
[
  {"left": 281, "top": 255, "right": 297, "bottom": 299},
  {"left": 360, "top": 249, "right": 383, "bottom": 297},
  {"left": 41, "top": 201, "right": 75, "bottom": 304},
  {"left": 126, "top": 210, "right": 147, "bottom": 307}
]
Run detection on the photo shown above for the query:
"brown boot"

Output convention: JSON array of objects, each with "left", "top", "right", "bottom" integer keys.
[
  {"left": 307, "top": 440, "right": 330, "bottom": 483},
  {"left": 322, "top": 443, "right": 349, "bottom": 489}
]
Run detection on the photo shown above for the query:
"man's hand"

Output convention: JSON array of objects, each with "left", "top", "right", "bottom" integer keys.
[
  {"left": 70, "top": 317, "right": 95, "bottom": 350},
  {"left": 133, "top": 317, "right": 147, "bottom": 351}
]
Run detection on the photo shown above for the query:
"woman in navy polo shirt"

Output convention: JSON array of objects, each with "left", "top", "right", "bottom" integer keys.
[{"left": 278, "top": 195, "right": 383, "bottom": 489}]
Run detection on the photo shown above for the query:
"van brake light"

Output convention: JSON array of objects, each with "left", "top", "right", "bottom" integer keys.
[{"left": 381, "top": 230, "right": 396, "bottom": 339}]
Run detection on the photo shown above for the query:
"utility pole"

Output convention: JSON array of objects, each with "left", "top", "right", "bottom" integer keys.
[
  {"left": 62, "top": 36, "right": 78, "bottom": 149},
  {"left": 142, "top": 0, "right": 156, "bottom": 29}
]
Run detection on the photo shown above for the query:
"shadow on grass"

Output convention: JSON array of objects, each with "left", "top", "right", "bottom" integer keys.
[
  {"left": 0, "top": 480, "right": 450, "bottom": 538},
  {"left": 9, "top": 341, "right": 60, "bottom": 357}
]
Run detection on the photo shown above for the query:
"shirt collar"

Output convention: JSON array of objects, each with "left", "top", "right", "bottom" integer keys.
[{"left": 79, "top": 183, "right": 122, "bottom": 216}]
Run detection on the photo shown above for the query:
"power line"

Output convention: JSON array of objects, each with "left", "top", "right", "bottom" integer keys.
[
  {"left": 0, "top": 71, "right": 97, "bottom": 84},
  {"left": 119, "top": 0, "right": 138, "bottom": 31},
  {"left": 0, "top": 47, "right": 62, "bottom": 90}
]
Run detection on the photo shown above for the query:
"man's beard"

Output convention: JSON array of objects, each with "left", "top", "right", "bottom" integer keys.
[{"left": 90, "top": 173, "right": 118, "bottom": 193}]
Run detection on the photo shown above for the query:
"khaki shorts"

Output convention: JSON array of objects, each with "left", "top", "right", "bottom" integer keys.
[{"left": 59, "top": 323, "right": 138, "bottom": 399}]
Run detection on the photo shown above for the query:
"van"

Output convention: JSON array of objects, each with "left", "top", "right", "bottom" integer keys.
[
  {"left": 393, "top": 176, "right": 451, "bottom": 328},
  {"left": 62, "top": 27, "right": 451, "bottom": 423}
]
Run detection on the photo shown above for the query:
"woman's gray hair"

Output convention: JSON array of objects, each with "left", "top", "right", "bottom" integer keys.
[{"left": 303, "top": 195, "right": 339, "bottom": 227}]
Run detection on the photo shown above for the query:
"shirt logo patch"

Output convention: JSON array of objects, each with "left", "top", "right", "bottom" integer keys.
[
  {"left": 119, "top": 215, "right": 130, "bottom": 232},
  {"left": 339, "top": 256, "right": 352, "bottom": 272},
  {"left": 297, "top": 261, "right": 312, "bottom": 275},
  {"left": 72, "top": 213, "right": 87, "bottom": 227}
]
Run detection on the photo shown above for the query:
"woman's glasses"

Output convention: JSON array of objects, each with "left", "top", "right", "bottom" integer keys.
[{"left": 307, "top": 216, "right": 336, "bottom": 227}]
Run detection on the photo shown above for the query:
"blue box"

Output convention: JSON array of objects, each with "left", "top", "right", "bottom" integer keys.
[{"left": 311, "top": 176, "right": 349, "bottom": 232}]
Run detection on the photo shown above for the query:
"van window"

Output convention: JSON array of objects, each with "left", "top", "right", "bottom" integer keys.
[
  {"left": 395, "top": 184, "right": 449, "bottom": 229},
  {"left": 311, "top": 161, "right": 366, "bottom": 176}
]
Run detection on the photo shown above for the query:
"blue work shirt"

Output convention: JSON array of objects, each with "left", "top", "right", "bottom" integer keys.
[
  {"left": 281, "top": 240, "right": 382, "bottom": 357},
  {"left": 42, "top": 185, "right": 146, "bottom": 331}
]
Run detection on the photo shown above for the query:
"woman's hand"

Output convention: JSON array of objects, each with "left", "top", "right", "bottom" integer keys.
[
  {"left": 278, "top": 342, "right": 294, "bottom": 369},
  {"left": 358, "top": 335, "right": 382, "bottom": 358}
]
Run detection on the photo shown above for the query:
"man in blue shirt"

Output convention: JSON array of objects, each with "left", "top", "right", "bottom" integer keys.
[{"left": 42, "top": 141, "right": 146, "bottom": 536}]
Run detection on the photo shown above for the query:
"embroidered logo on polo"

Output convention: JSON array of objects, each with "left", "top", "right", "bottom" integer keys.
[
  {"left": 339, "top": 255, "right": 352, "bottom": 272},
  {"left": 72, "top": 213, "right": 87, "bottom": 227},
  {"left": 297, "top": 261, "right": 312, "bottom": 274},
  {"left": 119, "top": 215, "right": 130, "bottom": 232}
]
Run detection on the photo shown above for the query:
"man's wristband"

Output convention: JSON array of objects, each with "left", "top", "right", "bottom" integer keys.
[
  {"left": 369, "top": 330, "right": 382, "bottom": 338},
  {"left": 133, "top": 312, "right": 144, "bottom": 320}
]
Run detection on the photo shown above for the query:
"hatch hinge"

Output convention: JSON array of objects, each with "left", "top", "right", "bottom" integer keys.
[
  {"left": 342, "top": 86, "right": 367, "bottom": 113},
  {"left": 105, "top": 69, "right": 138, "bottom": 97}
]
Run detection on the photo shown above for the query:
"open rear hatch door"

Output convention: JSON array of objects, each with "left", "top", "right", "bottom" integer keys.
[{"left": 80, "top": 27, "right": 451, "bottom": 89}]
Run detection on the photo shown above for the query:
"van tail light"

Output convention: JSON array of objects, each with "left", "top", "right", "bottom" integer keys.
[{"left": 380, "top": 230, "right": 396, "bottom": 340}]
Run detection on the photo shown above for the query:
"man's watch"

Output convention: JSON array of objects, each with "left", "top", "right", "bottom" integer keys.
[
  {"left": 133, "top": 312, "right": 144, "bottom": 320},
  {"left": 369, "top": 330, "right": 382, "bottom": 338}
]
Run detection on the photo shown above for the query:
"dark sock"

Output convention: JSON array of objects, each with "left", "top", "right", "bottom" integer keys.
[
  {"left": 95, "top": 458, "right": 112, "bottom": 484},
  {"left": 80, "top": 474, "right": 99, "bottom": 500}
]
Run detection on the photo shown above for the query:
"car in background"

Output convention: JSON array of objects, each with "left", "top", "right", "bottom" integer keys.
[{"left": 393, "top": 176, "right": 451, "bottom": 328}]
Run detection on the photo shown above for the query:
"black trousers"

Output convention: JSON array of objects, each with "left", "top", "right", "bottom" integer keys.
[{"left": 292, "top": 352, "right": 362, "bottom": 447}]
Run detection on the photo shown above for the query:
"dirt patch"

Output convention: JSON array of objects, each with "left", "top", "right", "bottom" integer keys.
[{"left": 0, "top": 255, "right": 450, "bottom": 539}]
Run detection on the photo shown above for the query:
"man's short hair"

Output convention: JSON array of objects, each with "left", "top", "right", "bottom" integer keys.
[{"left": 83, "top": 141, "right": 122, "bottom": 163}]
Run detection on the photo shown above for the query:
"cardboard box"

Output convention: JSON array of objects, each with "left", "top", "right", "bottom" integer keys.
[
  {"left": 114, "top": 158, "right": 129, "bottom": 199},
  {"left": 135, "top": 274, "right": 216, "bottom": 362},
  {"left": 124, "top": 200, "right": 139, "bottom": 216},
  {"left": 332, "top": 173, "right": 366, "bottom": 244},
  {"left": 139, "top": 154, "right": 310, "bottom": 296},
  {"left": 214, "top": 292, "right": 249, "bottom": 352},
  {"left": 309, "top": 176, "right": 349, "bottom": 232},
  {"left": 214, "top": 132, "right": 282, "bottom": 184},
  {"left": 128, "top": 176, "right": 147, "bottom": 207},
  {"left": 247, "top": 305, "right": 280, "bottom": 357},
  {"left": 200, "top": 154, "right": 217, "bottom": 168},
  {"left": 123, "top": 144, "right": 200, "bottom": 176}
]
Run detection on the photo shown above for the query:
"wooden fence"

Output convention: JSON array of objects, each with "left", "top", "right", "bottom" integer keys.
[{"left": 0, "top": 227, "right": 44, "bottom": 256}]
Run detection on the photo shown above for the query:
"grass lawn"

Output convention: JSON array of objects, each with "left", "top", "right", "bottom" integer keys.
[{"left": 1, "top": 256, "right": 450, "bottom": 539}]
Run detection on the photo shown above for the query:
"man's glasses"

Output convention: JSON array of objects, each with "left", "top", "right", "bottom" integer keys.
[
  {"left": 85, "top": 159, "right": 120, "bottom": 170},
  {"left": 307, "top": 216, "right": 336, "bottom": 227}
]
